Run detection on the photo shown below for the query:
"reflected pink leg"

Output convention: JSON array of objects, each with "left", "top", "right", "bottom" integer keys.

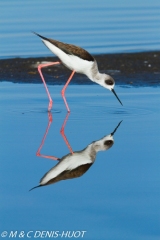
[
  {"left": 36, "top": 112, "right": 60, "bottom": 161},
  {"left": 38, "top": 62, "right": 60, "bottom": 111},
  {"left": 61, "top": 71, "right": 75, "bottom": 112},
  {"left": 60, "top": 112, "right": 74, "bottom": 154}
]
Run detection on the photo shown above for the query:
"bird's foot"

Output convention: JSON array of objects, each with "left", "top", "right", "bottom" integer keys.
[
  {"left": 48, "top": 100, "right": 53, "bottom": 112},
  {"left": 61, "top": 90, "right": 70, "bottom": 112},
  {"left": 36, "top": 151, "right": 40, "bottom": 157},
  {"left": 48, "top": 112, "right": 53, "bottom": 122}
]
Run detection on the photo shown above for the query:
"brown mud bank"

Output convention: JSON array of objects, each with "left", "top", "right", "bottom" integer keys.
[{"left": 0, "top": 51, "right": 160, "bottom": 86}]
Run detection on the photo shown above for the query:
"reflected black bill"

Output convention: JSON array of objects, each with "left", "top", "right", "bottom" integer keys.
[
  {"left": 112, "top": 89, "right": 123, "bottom": 106},
  {"left": 111, "top": 120, "right": 123, "bottom": 136}
]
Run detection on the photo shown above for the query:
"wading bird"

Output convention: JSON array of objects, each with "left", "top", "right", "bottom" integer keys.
[{"left": 34, "top": 32, "right": 123, "bottom": 112}]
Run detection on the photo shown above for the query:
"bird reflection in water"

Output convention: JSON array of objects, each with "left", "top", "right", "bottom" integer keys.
[{"left": 30, "top": 113, "right": 122, "bottom": 191}]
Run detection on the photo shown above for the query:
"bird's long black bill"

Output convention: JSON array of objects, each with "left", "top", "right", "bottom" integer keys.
[{"left": 112, "top": 89, "right": 123, "bottom": 106}]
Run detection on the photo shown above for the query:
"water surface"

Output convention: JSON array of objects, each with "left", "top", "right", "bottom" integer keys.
[
  {"left": 0, "top": 0, "right": 160, "bottom": 58},
  {"left": 0, "top": 82, "right": 160, "bottom": 239}
]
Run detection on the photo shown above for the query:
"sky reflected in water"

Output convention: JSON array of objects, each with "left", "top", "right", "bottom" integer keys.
[
  {"left": 1, "top": 0, "right": 160, "bottom": 58},
  {"left": 0, "top": 83, "right": 160, "bottom": 239}
]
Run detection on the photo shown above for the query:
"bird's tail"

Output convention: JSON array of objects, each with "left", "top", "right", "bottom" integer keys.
[{"left": 32, "top": 31, "right": 49, "bottom": 42}]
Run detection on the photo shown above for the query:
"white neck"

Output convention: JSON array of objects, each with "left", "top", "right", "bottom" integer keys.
[
  {"left": 84, "top": 61, "right": 113, "bottom": 91},
  {"left": 93, "top": 72, "right": 106, "bottom": 82}
]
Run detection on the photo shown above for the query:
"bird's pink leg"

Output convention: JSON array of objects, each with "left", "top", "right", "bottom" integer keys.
[
  {"left": 36, "top": 112, "right": 60, "bottom": 161},
  {"left": 60, "top": 112, "right": 74, "bottom": 154},
  {"left": 38, "top": 62, "right": 60, "bottom": 111},
  {"left": 61, "top": 71, "right": 75, "bottom": 112}
]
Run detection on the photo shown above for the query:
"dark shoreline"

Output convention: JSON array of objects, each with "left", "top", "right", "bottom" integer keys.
[{"left": 0, "top": 51, "right": 160, "bottom": 86}]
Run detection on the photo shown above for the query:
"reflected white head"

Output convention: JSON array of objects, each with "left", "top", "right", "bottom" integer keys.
[{"left": 93, "top": 134, "right": 114, "bottom": 152}]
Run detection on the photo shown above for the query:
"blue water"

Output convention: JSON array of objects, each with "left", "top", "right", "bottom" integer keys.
[
  {"left": 0, "top": 0, "right": 160, "bottom": 58},
  {"left": 0, "top": 83, "right": 160, "bottom": 239},
  {"left": 0, "top": 1, "right": 160, "bottom": 239}
]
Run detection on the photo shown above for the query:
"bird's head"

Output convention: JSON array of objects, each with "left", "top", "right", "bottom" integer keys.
[
  {"left": 99, "top": 74, "right": 123, "bottom": 106},
  {"left": 98, "top": 74, "right": 115, "bottom": 90},
  {"left": 93, "top": 134, "right": 114, "bottom": 152}
]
